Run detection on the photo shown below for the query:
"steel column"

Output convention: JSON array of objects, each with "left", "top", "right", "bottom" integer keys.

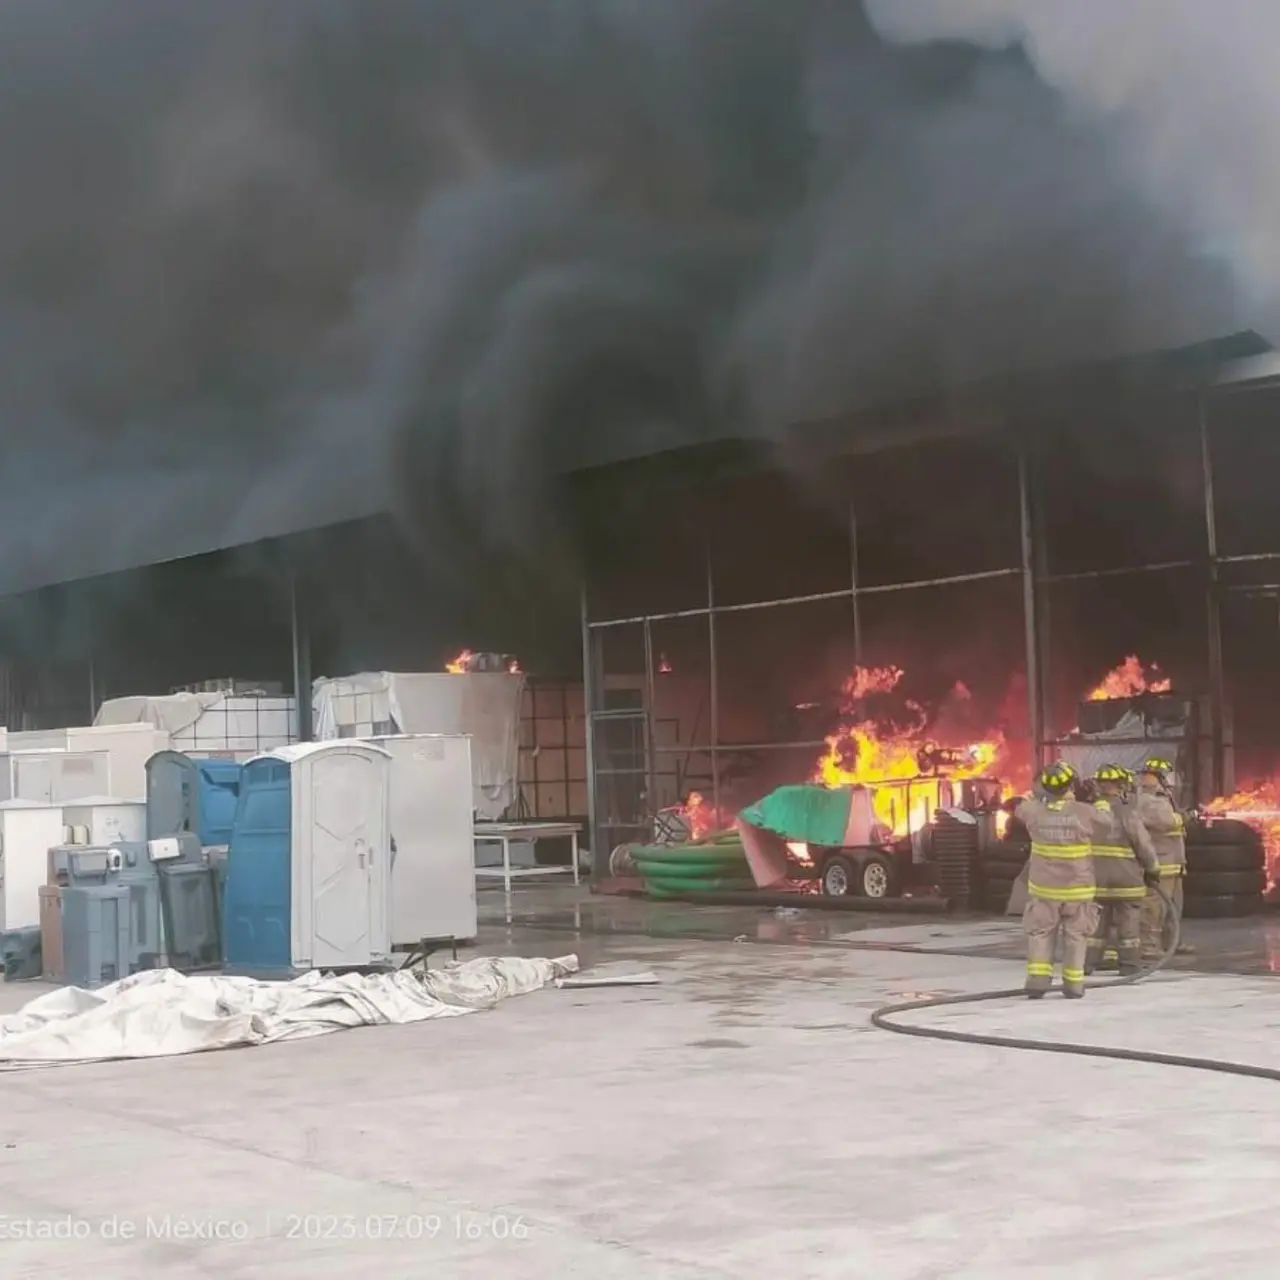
[
  {"left": 1200, "top": 395, "right": 1226, "bottom": 795},
  {"left": 642, "top": 616, "right": 657, "bottom": 815},
  {"left": 849, "top": 498, "right": 863, "bottom": 666},
  {"left": 580, "top": 581, "right": 600, "bottom": 873},
  {"left": 1017, "top": 443, "right": 1044, "bottom": 769},
  {"left": 706, "top": 543, "right": 721, "bottom": 815},
  {"left": 290, "top": 573, "right": 313, "bottom": 742}
]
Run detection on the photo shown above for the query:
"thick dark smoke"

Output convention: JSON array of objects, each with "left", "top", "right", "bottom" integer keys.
[{"left": 0, "top": 0, "right": 1242, "bottom": 604}]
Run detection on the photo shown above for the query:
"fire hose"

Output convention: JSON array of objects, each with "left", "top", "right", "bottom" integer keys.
[{"left": 872, "top": 883, "right": 1280, "bottom": 1081}]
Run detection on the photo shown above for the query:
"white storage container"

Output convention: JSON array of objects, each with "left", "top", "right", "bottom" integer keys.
[
  {"left": 0, "top": 800, "right": 70, "bottom": 931},
  {"left": 371, "top": 734, "right": 477, "bottom": 947}
]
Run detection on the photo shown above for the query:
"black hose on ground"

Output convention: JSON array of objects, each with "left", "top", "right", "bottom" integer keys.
[{"left": 871, "top": 884, "right": 1280, "bottom": 1081}]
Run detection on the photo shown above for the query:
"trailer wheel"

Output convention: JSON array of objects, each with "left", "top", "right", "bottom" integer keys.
[
  {"left": 857, "top": 852, "right": 898, "bottom": 900},
  {"left": 820, "top": 854, "right": 857, "bottom": 898}
]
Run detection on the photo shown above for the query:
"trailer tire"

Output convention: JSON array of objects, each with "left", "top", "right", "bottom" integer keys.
[
  {"left": 856, "top": 852, "right": 899, "bottom": 900},
  {"left": 1182, "top": 869, "right": 1268, "bottom": 897},
  {"left": 1184, "top": 842, "right": 1266, "bottom": 873},
  {"left": 1180, "top": 893, "right": 1263, "bottom": 920},
  {"left": 820, "top": 854, "right": 859, "bottom": 898}
]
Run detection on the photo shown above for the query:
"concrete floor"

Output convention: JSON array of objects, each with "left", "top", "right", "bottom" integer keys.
[{"left": 2, "top": 881, "right": 1280, "bottom": 1277}]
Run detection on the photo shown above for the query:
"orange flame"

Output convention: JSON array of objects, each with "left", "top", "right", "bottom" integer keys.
[
  {"left": 812, "top": 666, "right": 1009, "bottom": 838},
  {"left": 681, "top": 791, "right": 727, "bottom": 841},
  {"left": 445, "top": 649, "right": 473, "bottom": 674},
  {"left": 1204, "top": 782, "right": 1280, "bottom": 895},
  {"left": 1087, "top": 655, "right": 1171, "bottom": 701}
]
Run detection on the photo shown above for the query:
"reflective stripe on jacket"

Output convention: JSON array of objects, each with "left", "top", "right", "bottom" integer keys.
[
  {"left": 1136, "top": 786, "right": 1186, "bottom": 874},
  {"left": 1015, "top": 796, "right": 1098, "bottom": 902},
  {"left": 1089, "top": 797, "right": 1157, "bottom": 900}
]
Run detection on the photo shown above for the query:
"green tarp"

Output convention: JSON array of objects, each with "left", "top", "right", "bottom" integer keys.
[{"left": 738, "top": 784, "right": 853, "bottom": 847}]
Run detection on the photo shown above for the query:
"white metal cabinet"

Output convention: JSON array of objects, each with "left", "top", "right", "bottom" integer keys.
[
  {"left": 372, "top": 734, "right": 477, "bottom": 946},
  {"left": 0, "top": 801, "right": 69, "bottom": 931}
]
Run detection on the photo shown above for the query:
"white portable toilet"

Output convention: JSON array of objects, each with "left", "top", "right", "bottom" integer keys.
[
  {"left": 225, "top": 741, "right": 393, "bottom": 974},
  {"left": 370, "top": 734, "right": 477, "bottom": 948},
  {"left": 0, "top": 800, "right": 69, "bottom": 931},
  {"left": 62, "top": 798, "right": 147, "bottom": 847}
]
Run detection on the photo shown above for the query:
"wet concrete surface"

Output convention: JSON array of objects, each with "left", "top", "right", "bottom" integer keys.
[
  {"left": 1, "top": 881, "right": 1278, "bottom": 1276},
  {"left": 480, "top": 880, "right": 1280, "bottom": 976}
]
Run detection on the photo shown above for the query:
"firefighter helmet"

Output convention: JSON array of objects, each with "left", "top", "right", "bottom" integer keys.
[
  {"left": 1038, "top": 762, "right": 1075, "bottom": 796},
  {"left": 1142, "top": 756, "right": 1174, "bottom": 783},
  {"left": 1094, "top": 763, "right": 1130, "bottom": 784}
]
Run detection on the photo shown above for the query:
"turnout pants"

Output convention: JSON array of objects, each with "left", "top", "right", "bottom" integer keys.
[
  {"left": 1086, "top": 899, "right": 1142, "bottom": 974},
  {"left": 1141, "top": 873, "right": 1184, "bottom": 953},
  {"left": 1024, "top": 898, "right": 1099, "bottom": 995}
]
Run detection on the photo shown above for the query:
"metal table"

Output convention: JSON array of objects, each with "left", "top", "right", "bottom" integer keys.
[{"left": 474, "top": 821, "right": 582, "bottom": 894}]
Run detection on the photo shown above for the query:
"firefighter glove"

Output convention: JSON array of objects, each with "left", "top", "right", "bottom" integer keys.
[{"left": 1143, "top": 867, "right": 1161, "bottom": 888}]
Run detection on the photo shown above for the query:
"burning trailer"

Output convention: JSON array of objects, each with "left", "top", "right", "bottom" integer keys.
[
  {"left": 736, "top": 758, "right": 1009, "bottom": 906},
  {"left": 614, "top": 664, "right": 1028, "bottom": 910}
]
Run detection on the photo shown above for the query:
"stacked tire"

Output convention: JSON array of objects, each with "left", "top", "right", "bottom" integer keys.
[
  {"left": 980, "top": 840, "right": 1029, "bottom": 914},
  {"left": 1183, "top": 820, "right": 1267, "bottom": 919}
]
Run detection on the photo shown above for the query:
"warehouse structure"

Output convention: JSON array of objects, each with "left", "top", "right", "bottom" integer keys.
[
  {"left": 4, "top": 333, "right": 1280, "bottom": 868},
  {"left": 576, "top": 331, "right": 1280, "bottom": 861}
]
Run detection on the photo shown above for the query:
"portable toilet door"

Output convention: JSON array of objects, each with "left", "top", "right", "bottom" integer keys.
[
  {"left": 285, "top": 741, "right": 392, "bottom": 971},
  {"left": 195, "top": 759, "right": 243, "bottom": 846},
  {"left": 146, "top": 751, "right": 197, "bottom": 841},
  {"left": 147, "top": 751, "right": 243, "bottom": 845},
  {"left": 222, "top": 756, "right": 294, "bottom": 975}
]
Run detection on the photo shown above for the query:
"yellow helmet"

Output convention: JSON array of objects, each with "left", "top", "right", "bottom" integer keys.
[
  {"left": 1038, "top": 762, "right": 1075, "bottom": 795},
  {"left": 1094, "top": 763, "right": 1130, "bottom": 784},
  {"left": 1142, "top": 756, "right": 1174, "bottom": 782}
]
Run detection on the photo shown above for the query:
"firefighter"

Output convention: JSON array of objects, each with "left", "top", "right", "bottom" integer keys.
[
  {"left": 1014, "top": 762, "right": 1099, "bottom": 999},
  {"left": 1136, "top": 756, "right": 1190, "bottom": 956},
  {"left": 1085, "top": 764, "right": 1161, "bottom": 976}
]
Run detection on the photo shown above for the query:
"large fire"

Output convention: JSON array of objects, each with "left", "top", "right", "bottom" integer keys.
[
  {"left": 1087, "top": 654, "right": 1171, "bottom": 701},
  {"left": 1204, "top": 783, "right": 1280, "bottom": 895},
  {"left": 664, "top": 646, "right": 1279, "bottom": 904},
  {"left": 812, "top": 666, "right": 1014, "bottom": 839}
]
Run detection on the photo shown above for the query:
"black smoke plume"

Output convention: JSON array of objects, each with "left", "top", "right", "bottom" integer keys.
[{"left": 0, "top": 0, "right": 1241, "bottom": 611}]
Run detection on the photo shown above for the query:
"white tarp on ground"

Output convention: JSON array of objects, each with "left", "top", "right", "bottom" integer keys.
[
  {"left": 312, "top": 671, "right": 525, "bottom": 819},
  {"left": 0, "top": 954, "right": 577, "bottom": 1070}
]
